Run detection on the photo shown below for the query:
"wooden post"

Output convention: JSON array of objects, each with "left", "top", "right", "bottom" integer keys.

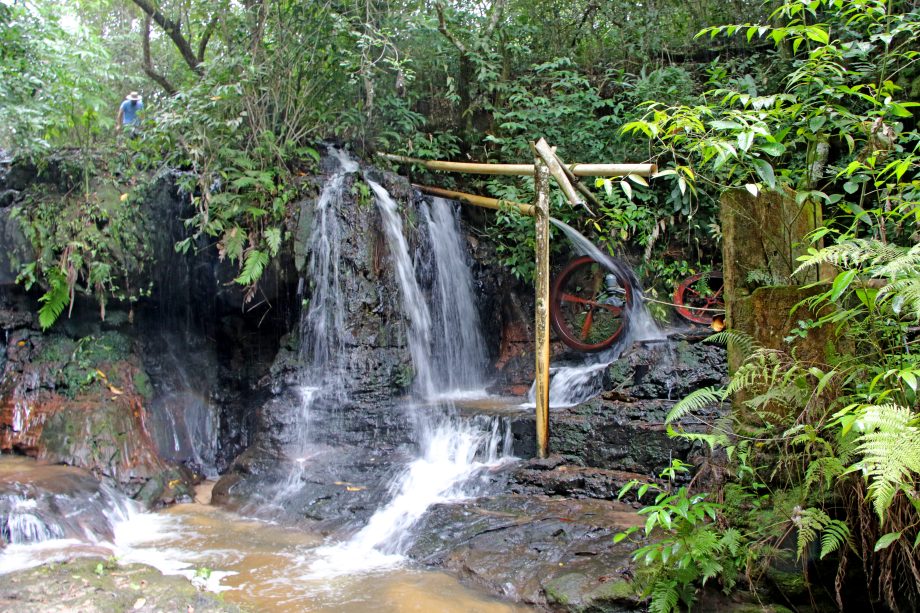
[{"left": 534, "top": 155, "right": 551, "bottom": 459}]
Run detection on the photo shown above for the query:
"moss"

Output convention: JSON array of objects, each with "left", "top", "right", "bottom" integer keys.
[
  {"left": 586, "top": 578, "right": 638, "bottom": 601},
  {"left": 0, "top": 558, "right": 247, "bottom": 612},
  {"left": 766, "top": 567, "right": 809, "bottom": 598},
  {"left": 133, "top": 368, "right": 152, "bottom": 400},
  {"left": 35, "top": 335, "right": 77, "bottom": 363}
]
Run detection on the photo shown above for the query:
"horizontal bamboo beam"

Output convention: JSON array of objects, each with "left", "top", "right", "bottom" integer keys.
[
  {"left": 380, "top": 152, "right": 656, "bottom": 177},
  {"left": 412, "top": 184, "right": 535, "bottom": 216}
]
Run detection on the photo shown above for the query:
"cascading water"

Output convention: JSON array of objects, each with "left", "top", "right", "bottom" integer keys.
[
  {"left": 307, "top": 415, "right": 513, "bottom": 576},
  {"left": 146, "top": 338, "right": 219, "bottom": 478},
  {"left": 526, "top": 218, "right": 664, "bottom": 407},
  {"left": 306, "top": 190, "right": 515, "bottom": 575},
  {"left": 267, "top": 149, "right": 359, "bottom": 507},
  {"left": 300, "top": 148, "right": 358, "bottom": 388},
  {"left": 423, "top": 198, "right": 489, "bottom": 395},
  {"left": 368, "top": 180, "right": 435, "bottom": 398}
]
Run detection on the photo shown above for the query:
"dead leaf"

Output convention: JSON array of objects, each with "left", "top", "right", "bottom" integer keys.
[
  {"left": 711, "top": 315, "right": 725, "bottom": 332},
  {"left": 133, "top": 597, "right": 146, "bottom": 610}
]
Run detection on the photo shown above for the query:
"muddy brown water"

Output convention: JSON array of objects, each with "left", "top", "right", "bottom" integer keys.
[{"left": 1, "top": 456, "right": 533, "bottom": 612}]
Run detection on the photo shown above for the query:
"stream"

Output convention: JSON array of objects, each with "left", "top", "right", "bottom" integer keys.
[{"left": 0, "top": 456, "right": 529, "bottom": 612}]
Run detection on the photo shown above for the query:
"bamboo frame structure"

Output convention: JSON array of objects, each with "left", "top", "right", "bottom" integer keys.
[
  {"left": 389, "top": 142, "right": 654, "bottom": 459},
  {"left": 379, "top": 152, "right": 656, "bottom": 178}
]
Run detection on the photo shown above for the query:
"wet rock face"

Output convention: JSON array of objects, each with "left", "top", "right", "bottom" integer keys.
[
  {"left": 512, "top": 336, "right": 728, "bottom": 476},
  {"left": 605, "top": 337, "right": 728, "bottom": 401},
  {"left": 213, "top": 164, "right": 473, "bottom": 526},
  {"left": 409, "top": 495, "right": 643, "bottom": 611},
  {"left": 0, "top": 461, "right": 133, "bottom": 545},
  {"left": 0, "top": 161, "right": 291, "bottom": 497}
]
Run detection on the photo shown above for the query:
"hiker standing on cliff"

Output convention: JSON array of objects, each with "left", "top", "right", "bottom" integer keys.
[{"left": 115, "top": 92, "right": 143, "bottom": 133}]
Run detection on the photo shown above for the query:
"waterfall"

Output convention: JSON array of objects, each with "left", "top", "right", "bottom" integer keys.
[
  {"left": 306, "top": 189, "right": 515, "bottom": 576},
  {"left": 300, "top": 149, "right": 358, "bottom": 390},
  {"left": 267, "top": 149, "right": 358, "bottom": 506},
  {"left": 423, "top": 198, "right": 489, "bottom": 395},
  {"left": 524, "top": 218, "right": 664, "bottom": 407},
  {"left": 368, "top": 180, "right": 435, "bottom": 398},
  {"left": 146, "top": 337, "right": 219, "bottom": 478}
]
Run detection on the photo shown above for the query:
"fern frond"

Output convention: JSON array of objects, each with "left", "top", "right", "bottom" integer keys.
[
  {"left": 819, "top": 519, "right": 852, "bottom": 559},
  {"left": 706, "top": 329, "right": 756, "bottom": 355},
  {"left": 649, "top": 580, "right": 680, "bottom": 613},
  {"left": 666, "top": 385, "right": 726, "bottom": 423},
  {"left": 852, "top": 404, "right": 920, "bottom": 520},
  {"left": 795, "top": 507, "right": 831, "bottom": 559},
  {"left": 805, "top": 456, "right": 847, "bottom": 492},
  {"left": 235, "top": 249, "right": 269, "bottom": 286},
  {"left": 38, "top": 268, "right": 71, "bottom": 330},
  {"left": 669, "top": 427, "right": 731, "bottom": 450}
]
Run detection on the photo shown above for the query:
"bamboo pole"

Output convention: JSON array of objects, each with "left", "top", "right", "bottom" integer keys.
[
  {"left": 379, "top": 152, "right": 656, "bottom": 177},
  {"left": 412, "top": 184, "right": 535, "bottom": 216},
  {"left": 534, "top": 138, "right": 583, "bottom": 209},
  {"left": 534, "top": 156, "right": 551, "bottom": 460},
  {"left": 553, "top": 150, "right": 602, "bottom": 213}
]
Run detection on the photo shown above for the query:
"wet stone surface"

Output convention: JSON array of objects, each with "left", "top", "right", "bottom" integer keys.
[
  {"left": 408, "top": 494, "right": 644, "bottom": 611},
  {"left": 0, "top": 558, "right": 247, "bottom": 612},
  {"left": 0, "top": 461, "right": 131, "bottom": 546},
  {"left": 512, "top": 336, "right": 728, "bottom": 476}
]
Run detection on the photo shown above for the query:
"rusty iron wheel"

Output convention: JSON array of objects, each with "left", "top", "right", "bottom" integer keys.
[
  {"left": 673, "top": 271, "right": 724, "bottom": 325},
  {"left": 550, "top": 256, "right": 631, "bottom": 352}
]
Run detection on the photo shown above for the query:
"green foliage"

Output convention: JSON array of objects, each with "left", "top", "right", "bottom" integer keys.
[
  {"left": 615, "top": 461, "right": 747, "bottom": 612},
  {"left": 36, "top": 332, "right": 131, "bottom": 398},
  {"left": 12, "top": 182, "right": 153, "bottom": 328},
  {"left": 0, "top": 1, "right": 118, "bottom": 157}
]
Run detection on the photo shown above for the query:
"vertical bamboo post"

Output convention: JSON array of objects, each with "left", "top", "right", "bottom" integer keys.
[{"left": 533, "top": 155, "right": 551, "bottom": 459}]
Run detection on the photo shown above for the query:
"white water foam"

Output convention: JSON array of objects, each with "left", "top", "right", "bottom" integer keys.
[
  {"left": 306, "top": 415, "right": 514, "bottom": 578},
  {"left": 0, "top": 498, "right": 235, "bottom": 591}
]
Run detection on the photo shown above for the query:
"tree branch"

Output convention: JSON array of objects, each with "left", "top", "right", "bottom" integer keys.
[
  {"left": 197, "top": 14, "right": 218, "bottom": 63},
  {"left": 142, "top": 15, "right": 177, "bottom": 95},
  {"left": 435, "top": 2, "right": 468, "bottom": 55},
  {"left": 483, "top": 0, "right": 506, "bottom": 39},
  {"left": 130, "top": 0, "right": 203, "bottom": 74}
]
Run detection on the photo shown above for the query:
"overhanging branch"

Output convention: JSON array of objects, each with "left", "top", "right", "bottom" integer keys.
[
  {"left": 142, "top": 15, "right": 177, "bottom": 95},
  {"left": 130, "top": 0, "right": 203, "bottom": 75}
]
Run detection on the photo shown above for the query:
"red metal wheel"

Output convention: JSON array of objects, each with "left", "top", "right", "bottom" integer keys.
[
  {"left": 550, "top": 256, "right": 632, "bottom": 352},
  {"left": 674, "top": 271, "right": 724, "bottom": 325}
]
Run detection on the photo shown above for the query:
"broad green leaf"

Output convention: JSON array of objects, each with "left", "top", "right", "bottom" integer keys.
[
  {"left": 760, "top": 141, "right": 786, "bottom": 156},
  {"left": 738, "top": 131, "right": 754, "bottom": 152},
  {"left": 874, "top": 532, "right": 902, "bottom": 552},
  {"left": 829, "top": 269, "right": 857, "bottom": 302},
  {"left": 751, "top": 158, "right": 776, "bottom": 188}
]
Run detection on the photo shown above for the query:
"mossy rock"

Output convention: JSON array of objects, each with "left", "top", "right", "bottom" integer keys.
[
  {"left": 543, "top": 572, "right": 639, "bottom": 612},
  {"left": 0, "top": 558, "right": 248, "bottom": 612}
]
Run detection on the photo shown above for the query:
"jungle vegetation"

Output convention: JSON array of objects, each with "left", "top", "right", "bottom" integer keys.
[{"left": 1, "top": 0, "right": 919, "bottom": 611}]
